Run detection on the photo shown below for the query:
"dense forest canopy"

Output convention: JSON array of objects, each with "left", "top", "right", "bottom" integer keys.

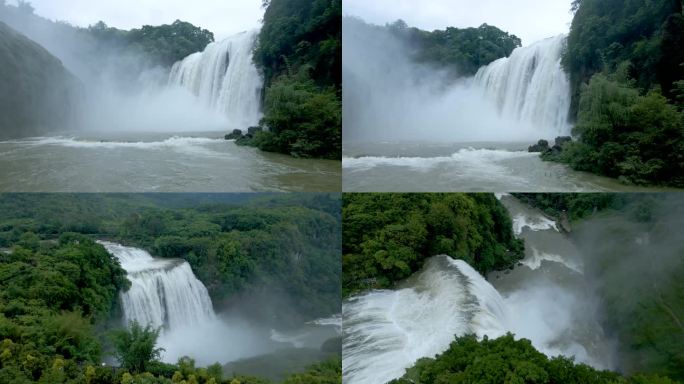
[
  {"left": 563, "top": 0, "right": 683, "bottom": 103},
  {"left": 342, "top": 193, "right": 523, "bottom": 297},
  {"left": 0, "top": 193, "right": 341, "bottom": 321},
  {"left": 86, "top": 20, "right": 214, "bottom": 67},
  {"left": 513, "top": 193, "right": 643, "bottom": 222},
  {"left": 0, "top": 194, "right": 342, "bottom": 383},
  {"left": 388, "top": 334, "right": 677, "bottom": 384},
  {"left": 545, "top": 0, "right": 684, "bottom": 187},
  {"left": 244, "top": 0, "right": 341, "bottom": 159},
  {"left": 387, "top": 19, "right": 521, "bottom": 77},
  {"left": 0, "top": 1, "right": 214, "bottom": 68}
]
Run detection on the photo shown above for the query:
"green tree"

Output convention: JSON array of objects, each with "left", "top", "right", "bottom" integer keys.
[
  {"left": 253, "top": 70, "right": 341, "bottom": 158},
  {"left": 245, "top": 0, "right": 341, "bottom": 159},
  {"left": 543, "top": 74, "right": 684, "bottom": 186},
  {"left": 343, "top": 193, "right": 523, "bottom": 296},
  {"left": 110, "top": 321, "right": 164, "bottom": 374}
]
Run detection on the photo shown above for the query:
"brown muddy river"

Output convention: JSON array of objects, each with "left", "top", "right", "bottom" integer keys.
[{"left": 0, "top": 131, "right": 341, "bottom": 192}]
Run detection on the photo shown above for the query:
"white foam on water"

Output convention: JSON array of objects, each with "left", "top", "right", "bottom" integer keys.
[
  {"left": 343, "top": 256, "right": 508, "bottom": 384},
  {"left": 308, "top": 313, "right": 342, "bottom": 334},
  {"left": 7, "top": 136, "right": 221, "bottom": 149},
  {"left": 343, "top": 148, "right": 537, "bottom": 172},
  {"left": 3, "top": 136, "right": 235, "bottom": 159},
  {"left": 512, "top": 212, "right": 559, "bottom": 236},
  {"left": 522, "top": 247, "right": 584, "bottom": 274},
  {"left": 343, "top": 255, "right": 607, "bottom": 384},
  {"left": 270, "top": 329, "right": 309, "bottom": 348}
]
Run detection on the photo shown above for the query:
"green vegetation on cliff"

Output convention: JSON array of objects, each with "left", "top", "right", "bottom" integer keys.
[
  {"left": 389, "top": 334, "right": 677, "bottom": 384},
  {"left": 563, "top": 0, "right": 683, "bottom": 105},
  {"left": 0, "top": 234, "right": 128, "bottom": 382},
  {"left": 545, "top": 0, "right": 684, "bottom": 186},
  {"left": 513, "top": 193, "right": 663, "bottom": 223},
  {"left": 0, "top": 1, "right": 215, "bottom": 139},
  {"left": 243, "top": 0, "right": 341, "bottom": 159},
  {"left": 0, "top": 21, "right": 79, "bottom": 139},
  {"left": 0, "top": 2, "right": 214, "bottom": 68},
  {"left": 0, "top": 193, "right": 341, "bottom": 320},
  {"left": 87, "top": 19, "right": 215, "bottom": 67},
  {"left": 342, "top": 193, "right": 523, "bottom": 297},
  {"left": 542, "top": 72, "right": 684, "bottom": 186},
  {"left": 387, "top": 19, "right": 521, "bottom": 77},
  {"left": 513, "top": 193, "right": 621, "bottom": 221}
]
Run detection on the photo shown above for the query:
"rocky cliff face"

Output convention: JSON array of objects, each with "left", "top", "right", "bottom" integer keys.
[{"left": 0, "top": 21, "right": 80, "bottom": 139}]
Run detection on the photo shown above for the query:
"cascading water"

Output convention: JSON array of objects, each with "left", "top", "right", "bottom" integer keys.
[
  {"left": 169, "top": 30, "right": 263, "bottom": 130},
  {"left": 474, "top": 35, "right": 572, "bottom": 137},
  {"left": 342, "top": 256, "right": 509, "bottom": 384},
  {"left": 343, "top": 248, "right": 611, "bottom": 384},
  {"left": 99, "top": 241, "right": 215, "bottom": 330},
  {"left": 100, "top": 241, "right": 329, "bottom": 366}
]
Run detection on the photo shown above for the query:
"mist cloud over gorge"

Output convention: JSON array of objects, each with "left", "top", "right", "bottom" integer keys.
[
  {"left": 0, "top": 5, "right": 230, "bottom": 134},
  {"left": 570, "top": 195, "right": 684, "bottom": 375},
  {"left": 342, "top": 17, "right": 541, "bottom": 144}
]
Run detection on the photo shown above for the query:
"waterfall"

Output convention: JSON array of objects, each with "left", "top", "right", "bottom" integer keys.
[
  {"left": 474, "top": 35, "right": 572, "bottom": 137},
  {"left": 169, "top": 30, "right": 263, "bottom": 130},
  {"left": 100, "top": 241, "right": 215, "bottom": 330},
  {"left": 342, "top": 256, "right": 509, "bottom": 384}
]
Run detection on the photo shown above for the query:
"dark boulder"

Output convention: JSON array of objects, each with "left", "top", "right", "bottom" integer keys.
[
  {"left": 225, "top": 129, "right": 243, "bottom": 140},
  {"left": 528, "top": 139, "right": 550, "bottom": 152},
  {"left": 247, "top": 126, "right": 262, "bottom": 135}
]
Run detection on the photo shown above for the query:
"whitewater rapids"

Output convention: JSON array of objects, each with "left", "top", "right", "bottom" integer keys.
[
  {"left": 342, "top": 204, "right": 615, "bottom": 384},
  {"left": 343, "top": 257, "right": 509, "bottom": 384}
]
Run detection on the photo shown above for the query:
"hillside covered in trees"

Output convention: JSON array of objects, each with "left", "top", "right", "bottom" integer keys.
[
  {"left": 0, "top": 0, "right": 216, "bottom": 139},
  {"left": 240, "top": 0, "right": 341, "bottom": 159},
  {"left": 0, "top": 194, "right": 341, "bottom": 383},
  {"left": 342, "top": 193, "right": 523, "bottom": 297},
  {"left": 0, "top": 1, "right": 214, "bottom": 68},
  {"left": 386, "top": 19, "right": 521, "bottom": 78},
  {"left": 0, "top": 21, "right": 79, "bottom": 139},
  {"left": 543, "top": 0, "right": 684, "bottom": 187},
  {"left": 389, "top": 334, "right": 677, "bottom": 384}
]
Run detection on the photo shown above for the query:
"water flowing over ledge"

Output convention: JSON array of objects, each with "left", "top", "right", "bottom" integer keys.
[
  {"left": 474, "top": 35, "right": 572, "bottom": 137},
  {"left": 169, "top": 30, "right": 263, "bottom": 130},
  {"left": 343, "top": 256, "right": 509, "bottom": 384},
  {"left": 99, "top": 241, "right": 215, "bottom": 331}
]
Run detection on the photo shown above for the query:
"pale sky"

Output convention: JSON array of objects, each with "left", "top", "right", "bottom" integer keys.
[
  {"left": 344, "top": 0, "right": 574, "bottom": 46},
  {"left": 9, "top": 0, "right": 264, "bottom": 40}
]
